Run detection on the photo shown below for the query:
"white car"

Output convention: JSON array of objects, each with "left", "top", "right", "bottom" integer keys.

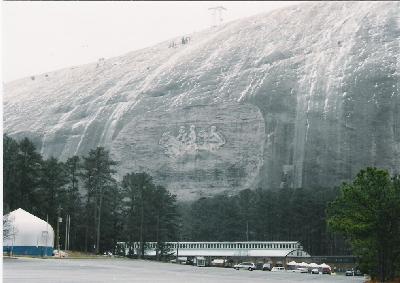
[
  {"left": 271, "top": 267, "right": 286, "bottom": 272},
  {"left": 234, "top": 262, "right": 256, "bottom": 271},
  {"left": 262, "top": 263, "right": 272, "bottom": 271},
  {"left": 311, "top": 268, "right": 319, "bottom": 274}
]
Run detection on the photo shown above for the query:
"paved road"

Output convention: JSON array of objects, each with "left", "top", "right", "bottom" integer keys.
[{"left": 3, "top": 257, "right": 367, "bottom": 283}]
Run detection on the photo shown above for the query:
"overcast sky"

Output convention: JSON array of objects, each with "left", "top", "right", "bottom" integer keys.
[{"left": 2, "top": 1, "right": 303, "bottom": 83}]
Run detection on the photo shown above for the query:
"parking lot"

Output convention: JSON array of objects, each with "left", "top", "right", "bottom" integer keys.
[{"left": 3, "top": 257, "right": 366, "bottom": 283}]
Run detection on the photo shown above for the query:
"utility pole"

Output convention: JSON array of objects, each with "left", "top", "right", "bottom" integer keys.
[
  {"left": 208, "top": 6, "right": 227, "bottom": 27},
  {"left": 68, "top": 215, "right": 71, "bottom": 250},
  {"left": 45, "top": 214, "right": 49, "bottom": 257},
  {"left": 176, "top": 223, "right": 182, "bottom": 264},
  {"left": 57, "top": 206, "right": 62, "bottom": 257},
  {"left": 139, "top": 185, "right": 145, "bottom": 259},
  {"left": 176, "top": 241, "right": 179, "bottom": 264},
  {"left": 65, "top": 214, "right": 70, "bottom": 251},
  {"left": 246, "top": 221, "right": 249, "bottom": 242}
]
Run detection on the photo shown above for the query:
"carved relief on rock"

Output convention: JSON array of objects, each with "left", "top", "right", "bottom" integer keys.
[{"left": 159, "top": 125, "right": 226, "bottom": 157}]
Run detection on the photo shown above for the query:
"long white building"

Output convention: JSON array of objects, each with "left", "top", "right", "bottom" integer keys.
[{"left": 119, "top": 241, "right": 310, "bottom": 258}]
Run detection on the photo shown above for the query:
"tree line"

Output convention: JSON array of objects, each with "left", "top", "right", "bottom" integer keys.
[
  {"left": 2, "top": 134, "right": 347, "bottom": 257},
  {"left": 3, "top": 134, "right": 178, "bottom": 257},
  {"left": 179, "top": 187, "right": 350, "bottom": 256}
]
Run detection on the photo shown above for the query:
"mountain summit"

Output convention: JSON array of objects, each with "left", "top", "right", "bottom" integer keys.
[{"left": 4, "top": 2, "right": 400, "bottom": 199}]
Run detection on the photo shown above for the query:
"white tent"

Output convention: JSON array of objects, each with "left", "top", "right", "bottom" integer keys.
[
  {"left": 309, "top": 263, "right": 320, "bottom": 268},
  {"left": 3, "top": 208, "right": 54, "bottom": 256},
  {"left": 287, "top": 261, "right": 298, "bottom": 265},
  {"left": 300, "top": 262, "right": 310, "bottom": 267},
  {"left": 320, "top": 263, "right": 331, "bottom": 269}
]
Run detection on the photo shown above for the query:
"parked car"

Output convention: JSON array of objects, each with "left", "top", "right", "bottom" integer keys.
[
  {"left": 271, "top": 267, "right": 286, "bottom": 272},
  {"left": 211, "top": 259, "right": 226, "bottom": 267},
  {"left": 234, "top": 262, "right": 256, "bottom": 271},
  {"left": 255, "top": 262, "right": 264, "bottom": 270},
  {"left": 322, "top": 267, "right": 331, "bottom": 274},
  {"left": 262, "top": 263, "right": 272, "bottom": 271},
  {"left": 345, "top": 270, "right": 354, "bottom": 276},
  {"left": 311, "top": 268, "right": 319, "bottom": 274},
  {"left": 354, "top": 269, "right": 363, "bottom": 276}
]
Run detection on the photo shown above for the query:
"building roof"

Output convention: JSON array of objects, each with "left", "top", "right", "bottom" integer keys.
[
  {"left": 127, "top": 241, "right": 311, "bottom": 258},
  {"left": 176, "top": 249, "right": 303, "bottom": 257}
]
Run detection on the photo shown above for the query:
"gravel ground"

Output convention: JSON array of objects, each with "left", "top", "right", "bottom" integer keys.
[{"left": 3, "top": 257, "right": 367, "bottom": 283}]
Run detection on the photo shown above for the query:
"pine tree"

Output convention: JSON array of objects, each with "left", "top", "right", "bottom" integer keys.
[
  {"left": 38, "top": 157, "right": 68, "bottom": 231},
  {"left": 16, "top": 137, "right": 43, "bottom": 214},
  {"left": 327, "top": 168, "right": 400, "bottom": 281},
  {"left": 152, "top": 185, "right": 178, "bottom": 260},
  {"left": 64, "top": 156, "right": 83, "bottom": 250},
  {"left": 81, "top": 147, "right": 117, "bottom": 254},
  {"left": 3, "top": 134, "right": 20, "bottom": 212},
  {"left": 121, "top": 172, "right": 154, "bottom": 258}
]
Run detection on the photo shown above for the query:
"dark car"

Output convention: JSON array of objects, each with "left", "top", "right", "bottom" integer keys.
[
  {"left": 255, "top": 262, "right": 264, "bottom": 270},
  {"left": 354, "top": 270, "right": 363, "bottom": 276}
]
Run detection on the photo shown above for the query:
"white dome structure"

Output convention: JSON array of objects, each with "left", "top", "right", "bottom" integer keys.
[{"left": 3, "top": 208, "right": 54, "bottom": 256}]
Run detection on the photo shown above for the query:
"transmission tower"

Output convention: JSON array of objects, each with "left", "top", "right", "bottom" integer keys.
[{"left": 208, "top": 6, "right": 227, "bottom": 27}]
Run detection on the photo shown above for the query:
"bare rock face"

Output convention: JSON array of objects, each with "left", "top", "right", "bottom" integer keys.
[
  {"left": 4, "top": 2, "right": 400, "bottom": 199},
  {"left": 111, "top": 103, "right": 265, "bottom": 199}
]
